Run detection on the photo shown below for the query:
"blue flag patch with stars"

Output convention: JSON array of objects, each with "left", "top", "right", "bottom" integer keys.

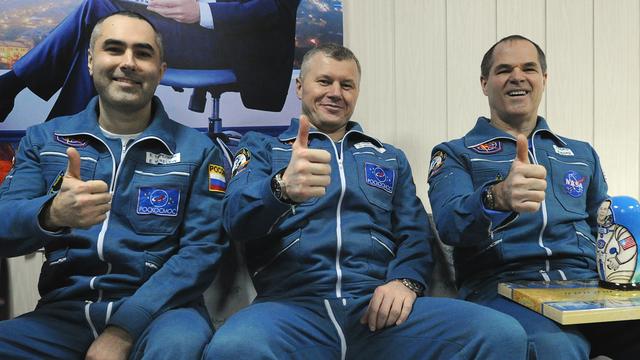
[
  {"left": 364, "top": 162, "right": 395, "bottom": 193},
  {"left": 137, "top": 187, "right": 180, "bottom": 217}
]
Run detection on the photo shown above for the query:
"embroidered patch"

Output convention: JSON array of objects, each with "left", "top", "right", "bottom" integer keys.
[
  {"left": 621, "top": 236, "right": 637, "bottom": 250},
  {"left": 209, "top": 164, "right": 226, "bottom": 193},
  {"left": 563, "top": 171, "right": 586, "bottom": 198},
  {"left": 232, "top": 148, "right": 251, "bottom": 177},
  {"left": 48, "top": 170, "right": 65, "bottom": 194},
  {"left": 137, "top": 187, "right": 180, "bottom": 217},
  {"left": 55, "top": 135, "right": 88, "bottom": 148},
  {"left": 428, "top": 151, "right": 446, "bottom": 178},
  {"left": 354, "top": 141, "right": 386, "bottom": 153},
  {"left": 364, "top": 162, "right": 395, "bottom": 193},
  {"left": 597, "top": 239, "right": 606, "bottom": 249},
  {"left": 146, "top": 152, "right": 181, "bottom": 165},
  {"left": 553, "top": 145, "right": 575, "bottom": 156},
  {"left": 472, "top": 141, "right": 502, "bottom": 154}
]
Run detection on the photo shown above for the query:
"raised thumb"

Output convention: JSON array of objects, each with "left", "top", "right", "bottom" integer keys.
[
  {"left": 65, "top": 147, "right": 82, "bottom": 179},
  {"left": 293, "top": 115, "right": 310, "bottom": 149},
  {"left": 515, "top": 134, "right": 530, "bottom": 164}
]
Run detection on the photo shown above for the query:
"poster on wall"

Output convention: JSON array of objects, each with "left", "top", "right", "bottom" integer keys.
[{"left": 0, "top": 0, "right": 342, "bottom": 181}]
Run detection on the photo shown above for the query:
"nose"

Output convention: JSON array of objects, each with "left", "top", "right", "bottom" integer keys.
[
  {"left": 326, "top": 81, "right": 341, "bottom": 99},
  {"left": 509, "top": 67, "right": 525, "bottom": 83},
  {"left": 120, "top": 49, "right": 137, "bottom": 71}
]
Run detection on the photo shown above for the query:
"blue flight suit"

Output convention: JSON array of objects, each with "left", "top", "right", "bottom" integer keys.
[
  {"left": 204, "top": 118, "right": 528, "bottom": 359},
  {"left": 429, "top": 116, "right": 640, "bottom": 359},
  {"left": 12, "top": 0, "right": 299, "bottom": 120},
  {"left": 0, "top": 96, "right": 227, "bottom": 359}
]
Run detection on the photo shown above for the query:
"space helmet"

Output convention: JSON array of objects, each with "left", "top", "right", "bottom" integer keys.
[{"left": 596, "top": 196, "right": 640, "bottom": 290}]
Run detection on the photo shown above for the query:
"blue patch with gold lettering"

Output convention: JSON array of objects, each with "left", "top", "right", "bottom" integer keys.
[
  {"left": 137, "top": 187, "right": 180, "bottom": 217},
  {"left": 365, "top": 162, "right": 394, "bottom": 193}
]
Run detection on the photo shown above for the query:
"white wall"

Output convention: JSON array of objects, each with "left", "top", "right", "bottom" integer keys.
[{"left": 344, "top": 0, "right": 640, "bottom": 209}]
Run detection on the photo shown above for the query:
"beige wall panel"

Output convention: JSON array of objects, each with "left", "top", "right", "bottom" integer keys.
[
  {"left": 8, "top": 254, "right": 43, "bottom": 318},
  {"left": 446, "top": 0, "right": 497, "bottom": 139},
  {"left": 343, "top": 0, "right": 397, "bottom": 142},
  {"left": 394, "top": 0, "right": 447, "bottom": 207},
  {"left": 497, "top": 0, "right": 547, "bottom": 118},
  {"left": 545, "top": 0, "right": 594, "bottom": 142},
  {"left": 593, "top": 0, "right": 640, "bottom": 198}
]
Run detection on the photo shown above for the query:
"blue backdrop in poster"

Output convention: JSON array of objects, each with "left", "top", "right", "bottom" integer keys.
[{"left": 0, "top": 0, "right": 343, "bottom": 140}]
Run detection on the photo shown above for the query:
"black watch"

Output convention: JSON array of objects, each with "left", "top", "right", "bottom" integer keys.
[{"left": 399, "top": 278, "right": 424, "bottom": 296}]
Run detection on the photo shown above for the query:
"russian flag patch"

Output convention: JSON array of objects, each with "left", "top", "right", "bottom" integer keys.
[{"left": 209, "top": 164, "right": 226, "bottom": 193}]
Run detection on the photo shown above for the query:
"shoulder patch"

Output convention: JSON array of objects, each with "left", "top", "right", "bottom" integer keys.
[
  {"left": 232, "top": 148, "right": 251, "bottom": 177},
  {"left": 429, "top": 151, "right": 446, "bottom": 178},
  {"left": 209, "top": 164, "right": 226, "bottom": 193},
  {"left": 472, "top": 141, "right": 502, "bottom": 154}
]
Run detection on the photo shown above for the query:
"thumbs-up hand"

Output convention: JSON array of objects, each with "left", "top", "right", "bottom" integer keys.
[
  {"left": 280, "top": 115, "right": 332, "bottom": 203},
  {"left": 42, "top": 147, "right": 112, "bottom": 230},
  {"left": 492, "top": 135, "right": 547, "bottom": 212}
]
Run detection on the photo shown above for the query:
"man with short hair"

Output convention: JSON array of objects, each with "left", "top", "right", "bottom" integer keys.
[
  {"left": 0, "top": 0, "right": 300, "bottom": 121},
  {"left": 428, "top": 35, "right": 640, "bottom": 359},
  {"left": 0, "top": 11, "right": 227, "bottom": 359},
  {"left": 203, "top": 43, "right": 528, "bottom": 359}
]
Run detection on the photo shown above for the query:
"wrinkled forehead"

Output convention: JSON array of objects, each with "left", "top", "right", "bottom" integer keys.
[{"left": 491, "top": 39, "right": 541, "bottom": 68}]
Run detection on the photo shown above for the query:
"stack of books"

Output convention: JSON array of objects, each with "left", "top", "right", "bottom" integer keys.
[{"left": 498, "top": 280, "right": 640, "bottom": 324}]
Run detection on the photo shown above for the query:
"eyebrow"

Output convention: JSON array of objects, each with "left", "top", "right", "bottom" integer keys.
[{"left": 102, "top": 39, "right": 155, "bottom": 53}]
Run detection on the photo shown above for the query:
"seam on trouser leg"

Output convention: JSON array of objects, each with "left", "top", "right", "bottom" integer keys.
[{"left": 323, "top": 299, "right": 346, "bottom": 360}]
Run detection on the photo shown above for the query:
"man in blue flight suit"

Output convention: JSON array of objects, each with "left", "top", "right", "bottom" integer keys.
[
  {"left": 203, "top": 43, "right": 528, "bottom": 359},
  {"left": 0, "top": 12, "right": 227, "bottom": 359},
  {"left": 0, "top": 0, "right": 300, "bottom": 121},
  {"left": 428, "top": 35, "right": 640, "bottom": 359}
]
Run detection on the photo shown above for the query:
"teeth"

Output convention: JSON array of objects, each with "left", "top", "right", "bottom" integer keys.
[{"left": 508, "top": 90, "right": 527, "bottom": 96}]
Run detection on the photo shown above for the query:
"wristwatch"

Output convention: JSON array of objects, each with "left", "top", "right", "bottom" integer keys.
[
  {"left": 271, "top": 173, "right": 291, "bottom": 203},
  {"left": 399, "top": 278, "right": 424, "bottom": 296},
  {"left": 482, "top": 184, "right": 496, "bottom": 210}
]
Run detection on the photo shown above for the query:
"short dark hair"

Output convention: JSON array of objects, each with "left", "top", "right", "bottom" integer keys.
[
  {"left": 300, "top": 43, "right": 361, "bottom": 78},
  {"left": 481, "top": 35, "right": 546, "bottom": 79},
  {"left": 89, "top": 10, "right": 164, "bottom": 61}
]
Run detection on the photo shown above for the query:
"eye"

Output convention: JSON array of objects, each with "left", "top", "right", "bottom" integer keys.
[
  {"left": 318, "top": 79, "right": 331, "bottom": 85},
  {"left": 342, "top": 83, "right": 353, "bottom": 90}
]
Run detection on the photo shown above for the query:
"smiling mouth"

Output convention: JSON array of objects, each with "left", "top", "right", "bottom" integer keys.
[
  {"left": 321, "top": 103, "right": 343, "bottom": 111},
  {"left": 114, "top": 77, "right": 142, "bottom": 86},
  {"left": 507, "top": 90, "right": 529, "bottom": 97}
]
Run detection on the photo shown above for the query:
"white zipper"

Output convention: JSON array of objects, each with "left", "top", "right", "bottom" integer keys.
[
  {"left": 253, "top": 238, "right": 301, "bottom": 276},
  {"left": 84, "top": 302, "right": 98, "bottom": 339},
  {"left": 530, "top": 132, "right": 553, "bottom": 265},
  {"left": 134, "top": 170, "right": 190, "bottom": 177}
]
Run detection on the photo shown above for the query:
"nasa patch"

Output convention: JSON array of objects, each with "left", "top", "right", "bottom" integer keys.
[
  {"left": 232, "top": 148, "right": 251, "bottom": 177},
  {"left": 429, "top": 151, "right": 446, "bottom": 178},
  {"left": 209, "top": 164, "right": 226, "bottom": 193},
  {"left": 137, "top": 187, "right": 180, "bottom": 217},
  {"left": 563, "top": 171, "right": 586, "bottom": 198},
  {"left": 364, "top": 162, "right": 395, "bottom": 193},
  {"left": 472, "top": 141, "right": 502, "bottom": 154},
  {"left": 55, "top": 135, "right": 88, "bottom": 148}
]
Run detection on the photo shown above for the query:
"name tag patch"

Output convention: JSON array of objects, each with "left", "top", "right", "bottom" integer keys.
[
  {"left": 364, "top": 162, "right": 394, "bottom": 193},
  {"left": 209, "top": 164, "right": 226, "bottom": 193},
  {"left": 354, "top": 141, "right": 386, "bottom": 153},
  {"left": 55, "top": 135, "right": 88, "bottom": 148},
  {"left": 146, "top": 152, "right": 181, "bottom": 165},
  {"left": 553, "top": 145, "right": 575, "bottom": 156},
  {"left": 564, "top": 170, "right": 585, "bottom": 198},
  {"left": 472, "top": 141, "right": 502, "bottom": 154},
  {"left": 137, "top": 187, "right": 180, "bottom": 217}
]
